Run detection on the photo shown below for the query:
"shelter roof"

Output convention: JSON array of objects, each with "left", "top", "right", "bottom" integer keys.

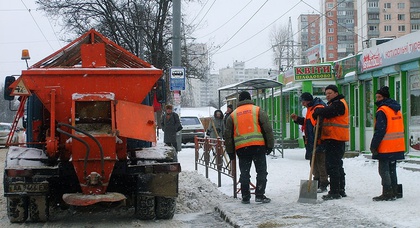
[{"left": 218, "top": 78, "right": 283, "bottom": 91}]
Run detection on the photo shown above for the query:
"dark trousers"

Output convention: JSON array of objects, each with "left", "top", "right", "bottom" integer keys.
[
  {"left": 312, "top": 152, "right": 329, "bottom": 187},
  {"left": 324, "top": 140, "right": 346, "bottom": 194},
  {"left": 378, "top": 159, "right": 397, "bottom": 188},
  {"left": 237, "top": 146, "right": 268, "bottom": 198}
]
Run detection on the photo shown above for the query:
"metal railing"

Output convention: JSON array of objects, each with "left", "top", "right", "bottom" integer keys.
[{"left": 194, "top": 136, "right": 238, "bottom": 198}]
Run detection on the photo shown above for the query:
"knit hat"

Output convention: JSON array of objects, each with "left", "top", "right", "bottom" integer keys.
[
  {"left": 239, "top": 91, "right": 251, "bottom": 101},
  {"left": 300, "top": 92, "right": 313, "bottom": 102},
  {"left": 325, "top": 84, "right": 338, "bottom": 93},
  {"left": 227, "top": 104, "right": 233, "bottom": 109},
  {"left": 376, "top": 86, "right": 390, "bottom": 98}
]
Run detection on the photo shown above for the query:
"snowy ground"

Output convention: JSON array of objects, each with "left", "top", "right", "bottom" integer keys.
[
  {"left": 178, "top": 144, "right": 420, "bottom": 228},
  {"left": 1, "top": 141, "right": 419, "bottom": 227}
]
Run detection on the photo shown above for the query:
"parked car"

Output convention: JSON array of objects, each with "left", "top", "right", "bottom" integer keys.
[
  {"left": 180, "top": 116, "right": 205, "bottom": 144},
  {"left": 0, "top": 122, "right": 17, "bottom": 146}
]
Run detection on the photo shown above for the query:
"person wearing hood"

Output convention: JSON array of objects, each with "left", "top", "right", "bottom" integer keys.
[
  {"left": 291, "top": 92, "right": 328, "bottom": 193},
  {"left": 224, "top": 91, "right": 274, "bottom": 204},
  {"left": 312, "top": 84, "right": 349, "bottom": 200},
  {"left": 370, "top": 86, "right": 405, "bottom": 201},
  {"left": 206, "top": 109, "right": 224, "bottom": 138}
]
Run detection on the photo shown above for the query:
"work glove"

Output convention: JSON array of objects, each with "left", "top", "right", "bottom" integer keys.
[
  {"left": 370, "top": 147, "right": 378, "bottom": 156},
  {"left": 206, "top": 129, "right": 211, "bottom": 136},
  {"left": 266, "top": 147, "right": 273, "bottom": 155},
  {"left": 312, "top": 108, "right": 321, "bottom": 119},
  {"left": 228, "top": 152, "right": 236, "bottom": 161}
]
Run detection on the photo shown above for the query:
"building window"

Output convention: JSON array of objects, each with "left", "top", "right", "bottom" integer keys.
[
  {"left": 338, "top": 10, "right": 346, "bottom": 15},
  {"left": 328, "top": 53, "right": 334, "bottom": 59},
  {"left": 384, "top": 25, "right": 392, "bottom": 31},
  {"left": 328, "top": 45, "right": 334, "bottom": 50},
  {"left": 328, "top": 28, "right": 334, "bottom": 33},
  {"left": 398, "top": 14, "right": 405, "bottom": 20},
  {"left": 369, "top": 25, "right": 378, "bottom": 31},
  {"left": 327, "top": 11, "right": 333, "bottom": 17},
  {"left": 368, "top": 2, "right": 378, "bottom": 8},
  {"left": 311, "top": 36, "right": 315, "bottom": 40},
  {"left": 384, "top": 14, "right": 391, "bottom": 20},
  {"left": 328, "top": 36, "right": 334, "bottom": 41},
  {"left": 398, "top": 25, "right": 406, "bottom": 32},
  {"left": 384, "top": 3, "right": 391, "bottom": 9},
  {"left": 328, "top": 20, "right": 334, "bottom": 25},
  {"left": 397, "top": 3, "right": 405, "bottom": 9},
  {"left": 412, "top": 12, "right": 420, "bottom": 19},
  {"left": 368, "top": 14, "right": 379, "bottom": 20},
  {"left": 412, "top": 24, "right": 420, "bottom": 31},
  {"left": 327, "top": 3, "right": 334, "bottom": 9},
  {"left": 346, "top": 19, "right": 354, "bottom": 24}
]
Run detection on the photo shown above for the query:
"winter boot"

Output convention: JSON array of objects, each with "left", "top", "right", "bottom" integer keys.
[
  {"left": 339, "top": 177, "right": 347, "bottom": 197},
  {"left": 373, "top": 186, "right": 396, "bottom": 201},
  {"left": 241, "top": 195, "right": 250, "bottom": 204},
  {"left": 255, "top": 195, "right": 271, "bottom": 203},
  {"left": 393, "top": 184, "right": 403, "bottom": 199},
  {"left": 322, "top": 177, "right": 341, "bottom": 200},
  {"left": 317, "top": 181, "right": 329, "bottom": 193}
]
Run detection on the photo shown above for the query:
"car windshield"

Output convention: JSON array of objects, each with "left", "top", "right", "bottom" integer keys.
[
  {"left": 0, "top": 124, "right": 11, "bottom": 131},
  {"left": 181, "top": 117, "right": 200, "bottom": 125}
]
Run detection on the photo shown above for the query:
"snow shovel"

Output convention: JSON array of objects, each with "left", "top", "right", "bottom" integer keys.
[{"left": 298, "top": 116, "right": 320, "bottom": 204}]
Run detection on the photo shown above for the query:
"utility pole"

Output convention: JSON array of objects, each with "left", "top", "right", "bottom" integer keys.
[{"left": 172, "top": 0, "right": 183, "bottom": 151}]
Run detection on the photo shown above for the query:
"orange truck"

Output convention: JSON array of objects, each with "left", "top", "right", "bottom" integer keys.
[{"left": 3, "top": 29, "right": 180, "bottom": 222}]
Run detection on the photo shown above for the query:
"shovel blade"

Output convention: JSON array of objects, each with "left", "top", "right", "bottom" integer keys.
[{"left": 298, "top": 180, "right": 318, "bottom": 204}]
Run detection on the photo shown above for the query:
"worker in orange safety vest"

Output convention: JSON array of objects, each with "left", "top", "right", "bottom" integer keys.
[
  {"left": 224, "top": 91, "right": 274, "bottom": 204},
  {"left": 370, "top": 86, "right": 405, "bottom": 201}
]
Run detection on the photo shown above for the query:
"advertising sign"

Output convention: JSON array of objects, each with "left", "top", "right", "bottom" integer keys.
[
  {"left": 170, "top": 67, "right": 186, "bottom": 91},
  {"left": 294, "top": 64, "right": 333, "bottom": 81},
  {"left": 358, "top": 30, "right": 420, "bottom": 73}
]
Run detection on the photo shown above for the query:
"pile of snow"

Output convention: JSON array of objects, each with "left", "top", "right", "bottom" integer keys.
[{"left": 176, "top": 170, "right": 231, "bottom": 214}]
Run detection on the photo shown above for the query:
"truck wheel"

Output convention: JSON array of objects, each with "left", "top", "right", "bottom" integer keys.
[
  {"left": 155, "top": 197, "right": 176, "bottom": 219},
  {"left": 135, "top": 195, "right": 155, "bottom": 220},
  {"left": 29, "top": 196, "right": 49, "bottom": 222},
  {"left": 7, "top": 196, "right": 28, "bottom": 223}
]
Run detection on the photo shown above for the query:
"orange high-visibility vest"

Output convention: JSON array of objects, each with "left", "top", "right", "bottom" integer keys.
[
  {"left": 305, "top": 104, "right": 324, "bottom": 144},
  {"left": 231, "top": 104, "right": 265, "bottom": 150},
  {"left": 321, "top": 98, "right": 349, "bottom": 141},
  {"left": 306, "top": 104, "right": 324, "bottom": 127},
  {"left": 377, "top": 106, "right": 405, "bottom": 153}
]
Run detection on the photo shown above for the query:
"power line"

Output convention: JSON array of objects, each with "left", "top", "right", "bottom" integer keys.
[
  {"left": 212, "top": 0, "right": 269, "bottom": 55},
  {"left": 244, "top": 0, "right": 348, "bottom": 64},
  {"left": 20, "top": 0, "right": 55, "bottom": 51},
  {"left": 197, "top": 0, "right": 254, "bottom": 39},
  {"left": 214, "top": 0, "right": 302, "bottom": 55},
  {"left": 191, "top": 0, "right": 217, "bottom": 33}
]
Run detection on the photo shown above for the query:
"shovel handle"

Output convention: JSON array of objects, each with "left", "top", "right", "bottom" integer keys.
[{"left": 308, "top": 116, "right": 320, "bottom": 191}]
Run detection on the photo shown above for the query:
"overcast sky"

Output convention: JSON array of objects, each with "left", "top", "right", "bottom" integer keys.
[{"left": 0, "top": 0, "right": 318, "bottom": 81}]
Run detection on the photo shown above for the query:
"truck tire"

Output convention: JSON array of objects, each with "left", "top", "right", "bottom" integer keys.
[
  {"left": 135, "top": 195, "right": 155, "bottom": 220},
  {"left": 29, "top": 196, "right": 49, "bottom": 222},
  {"left": 7, "top": 196, "right": 28, "bottom": 223},
  {"left": 155, "top": 196, "right": 176, "bottom": 219}
]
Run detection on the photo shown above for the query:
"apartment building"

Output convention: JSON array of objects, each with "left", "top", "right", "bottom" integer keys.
[
  {"left": 356, "top": 0, "right": 420, "bottom": 52},
  {"left": 298, "top": 14, "right": 321, "bottom": 64}
]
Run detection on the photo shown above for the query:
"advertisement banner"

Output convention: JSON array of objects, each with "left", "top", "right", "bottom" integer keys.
[
  {"left": 294, "top": 64, "right": 333, "bottom": 81},
  {"left": 358, "top": 30, "right": 420, "bottom": 73}
]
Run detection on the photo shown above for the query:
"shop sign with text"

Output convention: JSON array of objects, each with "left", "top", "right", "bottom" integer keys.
[{"left": 294, "top": 64, "right": 333, "bottom": 81}]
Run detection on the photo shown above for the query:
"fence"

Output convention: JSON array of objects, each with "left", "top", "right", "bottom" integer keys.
[{"left": 194, "top": 136, "right": 238, "bottom": 198}]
